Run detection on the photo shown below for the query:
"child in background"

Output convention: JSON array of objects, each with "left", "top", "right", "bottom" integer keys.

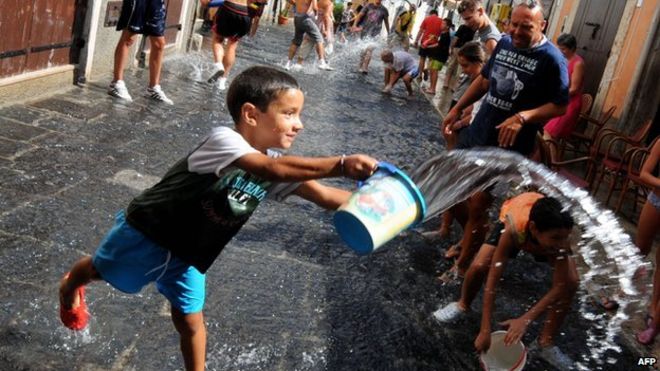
[
  {"left": 423, "top": 21, "right": 451, "bottom": 95},
  {"left": 59, "top": 66, "right": 378, "bottom": 371},
  {"left": 433, "top": 193, "right": 578, "bottom": 370},
  {"left": 437, "top": 42, "right": 486, "bottom": 246}
]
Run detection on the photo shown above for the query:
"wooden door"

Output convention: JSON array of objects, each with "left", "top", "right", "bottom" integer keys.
[
  {"left": 0, "top": 0, "right": 86, "bottom": 78},
  {"left": 571, "top": 0, "right": 626, "bottom": 96}
]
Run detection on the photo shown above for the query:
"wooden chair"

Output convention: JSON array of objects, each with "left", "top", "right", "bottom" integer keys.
[
  {"left": 536, "top": 133, "right": 594, "bottom": 189},
  {"left": 614, "top": 137, "right": 659, "bottom": 216},
  {"left": 590, "top": 119, "right": 653, "bottom": 206},
  {"left": 561, "top": 104, "right": 616, "bottom": 159}
]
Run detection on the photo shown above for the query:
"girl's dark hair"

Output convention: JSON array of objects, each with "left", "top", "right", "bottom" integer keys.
[
  {"left": 556, "top": 33, "right": 577, "bottom": 51},
  {"left": 458, "top": 41, "right": 486, "bottom": 64},
  {"left": 226, "top": 66, "right": 300, "bottom": 122},
  {"left": 529, "top": 197, "right": 574, "bottom": 232}
]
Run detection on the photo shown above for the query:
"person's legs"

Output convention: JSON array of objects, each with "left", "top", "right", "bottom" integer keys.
[
  {"left": 148, "top": 36, "right": 166, "bottom": 88},
  {"left": 416, "top": 55, "right": 426, "bottom": 82},
  {"left": 249, "top": 16, "right": 261, "bottom": 37},
  {"left": 223, "top": 38, "right": 240, "bottom": 76},
  {"left": 455, "top": 191, "right": 494, "bottom": 274},
  {"left": 113, "top": 30, "right": 139, "bottom": 82},
  {"left": 212, "top": 32, "right": 226, "bottom": 68},
  {"left": 314, "top": 42, "right": 327, "bottom": 62},
  {"left": 636, "top": 197, "right": 660, "bottom": 256},
  {"left": 360, "top": 46, "right": 375, "bottom": 71},
  {"left": 538, "top": 259, "right": 579, "bottom": 347},
  {"left": 402, "top": 74, "right": 414, "bottom": 96},
  {"left": 171, "top": 308, "right": 206, "bottom": 371},
  {"left": 458, "top": 243, "right": 496, "bottom": 310},
  {"left": 59, "top": 256, "right": 101, "bottom": 310}
]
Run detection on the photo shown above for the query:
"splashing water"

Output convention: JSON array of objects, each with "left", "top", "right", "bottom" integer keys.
[{"left": 410, "top": 149, "right": 648, "bottom": 368}]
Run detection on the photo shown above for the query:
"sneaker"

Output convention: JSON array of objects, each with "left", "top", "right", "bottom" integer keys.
[
  {"left": 291, "top": 63, "right": 303, "bottom": 72},
  {"left": 207, "top": 63, "right": 225, "bottom": 83},
  {"left": 532, "top": 341, "right": 574, "bottom": 370},
  {"left": 147, "top": 85, "right": 174, "bottom": 105},
  {"left": 108, "top": 80, "right": 133, "bottom": 102},
  {"left": 285, "top": 60, "right": 292, "bottom": 70},
  {"left": 432, "top": 302, "right": 467, "bottom": 323},
  {"left": 216, "top": 77, "right": 227, "bottom": 91},
  {"left": 318, "top": 60, "right": 334, "bottom": 71}
]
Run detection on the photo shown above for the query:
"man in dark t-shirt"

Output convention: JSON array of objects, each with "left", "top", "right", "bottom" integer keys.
[{"left": 438, "top": 3, "right": 568, "bottom": 296}]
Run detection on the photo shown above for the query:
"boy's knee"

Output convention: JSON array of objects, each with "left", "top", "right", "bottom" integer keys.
[{"left": 172, "top": 310, "right": 205, "bottom": 336}]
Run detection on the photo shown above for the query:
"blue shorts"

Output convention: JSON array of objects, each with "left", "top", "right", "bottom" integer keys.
[
  {"left": 405, "top": 67, "right": 419, "bottom": 79},
  {"left": 116, "top": 0, "right": 166, "bottom": 36},
  {"left": 92, "top": 211, "right": 205, "bottom": 314}
]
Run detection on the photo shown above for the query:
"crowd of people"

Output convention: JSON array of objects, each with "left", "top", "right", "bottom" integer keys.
[{"left": 62, "top": 0, "right": 658, "bottom": 370}]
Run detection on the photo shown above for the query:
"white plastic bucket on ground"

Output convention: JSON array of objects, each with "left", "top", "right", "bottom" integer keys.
[
  {"left": 479, "top": 331, "right": 527, "bottom": 371},
  {"left": 333, "top": 162, "right": 426, "bottom": 254}
]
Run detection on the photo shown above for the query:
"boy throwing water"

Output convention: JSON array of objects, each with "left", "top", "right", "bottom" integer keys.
[
  {"left": 433, "top": 193, "right": 578, "bottom": 370},
  {"left": 59, "top": 66, "right": 377, "bottom": 371}
]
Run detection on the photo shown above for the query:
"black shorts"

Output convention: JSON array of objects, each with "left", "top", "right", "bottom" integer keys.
[
  {"left": 419, "top": 47, "right": 431, "bottom": 58},
  {"left": 485, "top": 220, "right": 548, "bottom": 262},
  {"left": 214, "top": 2, "right": 251, "bottom": 40},
  {"left": 116, "top": 0, "right": 166, "bottom": 36}
]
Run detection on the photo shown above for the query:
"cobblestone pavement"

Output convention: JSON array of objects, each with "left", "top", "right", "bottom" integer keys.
[{"left": 0, "top": 23, "right": 652, "bottom": 370}]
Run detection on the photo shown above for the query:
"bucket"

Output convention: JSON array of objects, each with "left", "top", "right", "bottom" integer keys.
[
  {"left": 479, "top": 331, "right": 527, "bottom": 371},
  {"left": 333, "top": 162, "right": 426, "bottom": 254},
  {"left": 277, "top": 15, "right": 289, "bottom": 25}
]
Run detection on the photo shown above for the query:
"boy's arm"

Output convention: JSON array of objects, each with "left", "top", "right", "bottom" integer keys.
[
  {"left": 233, "top": 152, "right": 378, "bottom": 182},
  {"left": 500, "top": 254, "right": 576, "bottom": 347},
  {"left": 475, "top": 228, "right": 514, "bottom": 352},
  {"left": 293, "top": 180, "right": 352, "bottom": 209}
]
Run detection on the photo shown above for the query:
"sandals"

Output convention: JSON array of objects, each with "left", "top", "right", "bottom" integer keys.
[
  {"left": 444, "top": 244, "right": 460, "bottom": 260},
  {"left": 637, "top": 325, "right": 659, "bottom": 345},
  {"left": 59, "top": 273, "right": 89, "bottom": 331}
]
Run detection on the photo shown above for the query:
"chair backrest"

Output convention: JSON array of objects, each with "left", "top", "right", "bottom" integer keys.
[
  {"left": 535, "top": 133, "right": 555, "bottom": 167},
  {"left": 598, "top": 105, "right": 617, "bottom": 126},
  {"left": 580, "top": 94, "right": 593, "bottom": 115},
  {"left": 630, "top": 119, "right": 653, "bottom": 143}
]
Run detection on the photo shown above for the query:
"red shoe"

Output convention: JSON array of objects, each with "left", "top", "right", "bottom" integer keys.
[{"left": 59, "top": 273, "right": 89, "bottom": 331}]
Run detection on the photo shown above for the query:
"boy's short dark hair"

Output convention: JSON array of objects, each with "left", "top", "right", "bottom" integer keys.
[
  {"left": 529, "top": 197, "right": 574, "bottom": 232},
  {"left": 457, "top": 0, "right": 482, "bottom": 14},
  {"left": 226, "top": 66, "right": 300, "bottom": 123},
  {"left": 429, "top": 9, "right": 438, "bottom": 15}
]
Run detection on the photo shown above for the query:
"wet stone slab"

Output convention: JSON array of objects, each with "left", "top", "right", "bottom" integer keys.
[{"left": 0, "top": 116, "right": 50, "bottom": 141}]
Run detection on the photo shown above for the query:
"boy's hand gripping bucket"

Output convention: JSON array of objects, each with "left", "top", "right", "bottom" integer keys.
[
  {"left": 333, "top": 162, "right": 427, "bottom": 254},
  {"left": 479, "top": 331, "right": 527, "bottom": 371}
]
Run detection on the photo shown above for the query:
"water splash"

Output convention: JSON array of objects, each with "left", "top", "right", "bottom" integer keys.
[{"left": 410, "top": 148, "right": 648, "bottom": 366}]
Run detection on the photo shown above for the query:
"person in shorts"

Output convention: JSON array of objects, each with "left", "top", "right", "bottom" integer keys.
[
  {"left": 285, "top": 0, "right": 333, "bottom": 71},
  {"left": 433, "top": 193, "right": 578, "bottom": 370},
  {"left": 248, "top": 0, "right": 269, "bottom": 38},
  {"left": 413, "top": 9, "right": 443, "bottom": 83},
  {"left": 59, "top": 66, "right": 378, "bottom": 371},
  {"left": 108, "top": 0, "right": 173, "bottom": 104},
  {"left": 380, "top": 49, "right": 418, "bottom": 97},
  {"left": 203, "top": 0, "right": 253, "bottom": 90},
  {"left": 352, "top": 0, "right": 390, "bottom": 74}
]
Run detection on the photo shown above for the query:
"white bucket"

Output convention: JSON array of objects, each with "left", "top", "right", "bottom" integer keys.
[{"left": 479, "top": 331, "right": 527, "bottom": 371}]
